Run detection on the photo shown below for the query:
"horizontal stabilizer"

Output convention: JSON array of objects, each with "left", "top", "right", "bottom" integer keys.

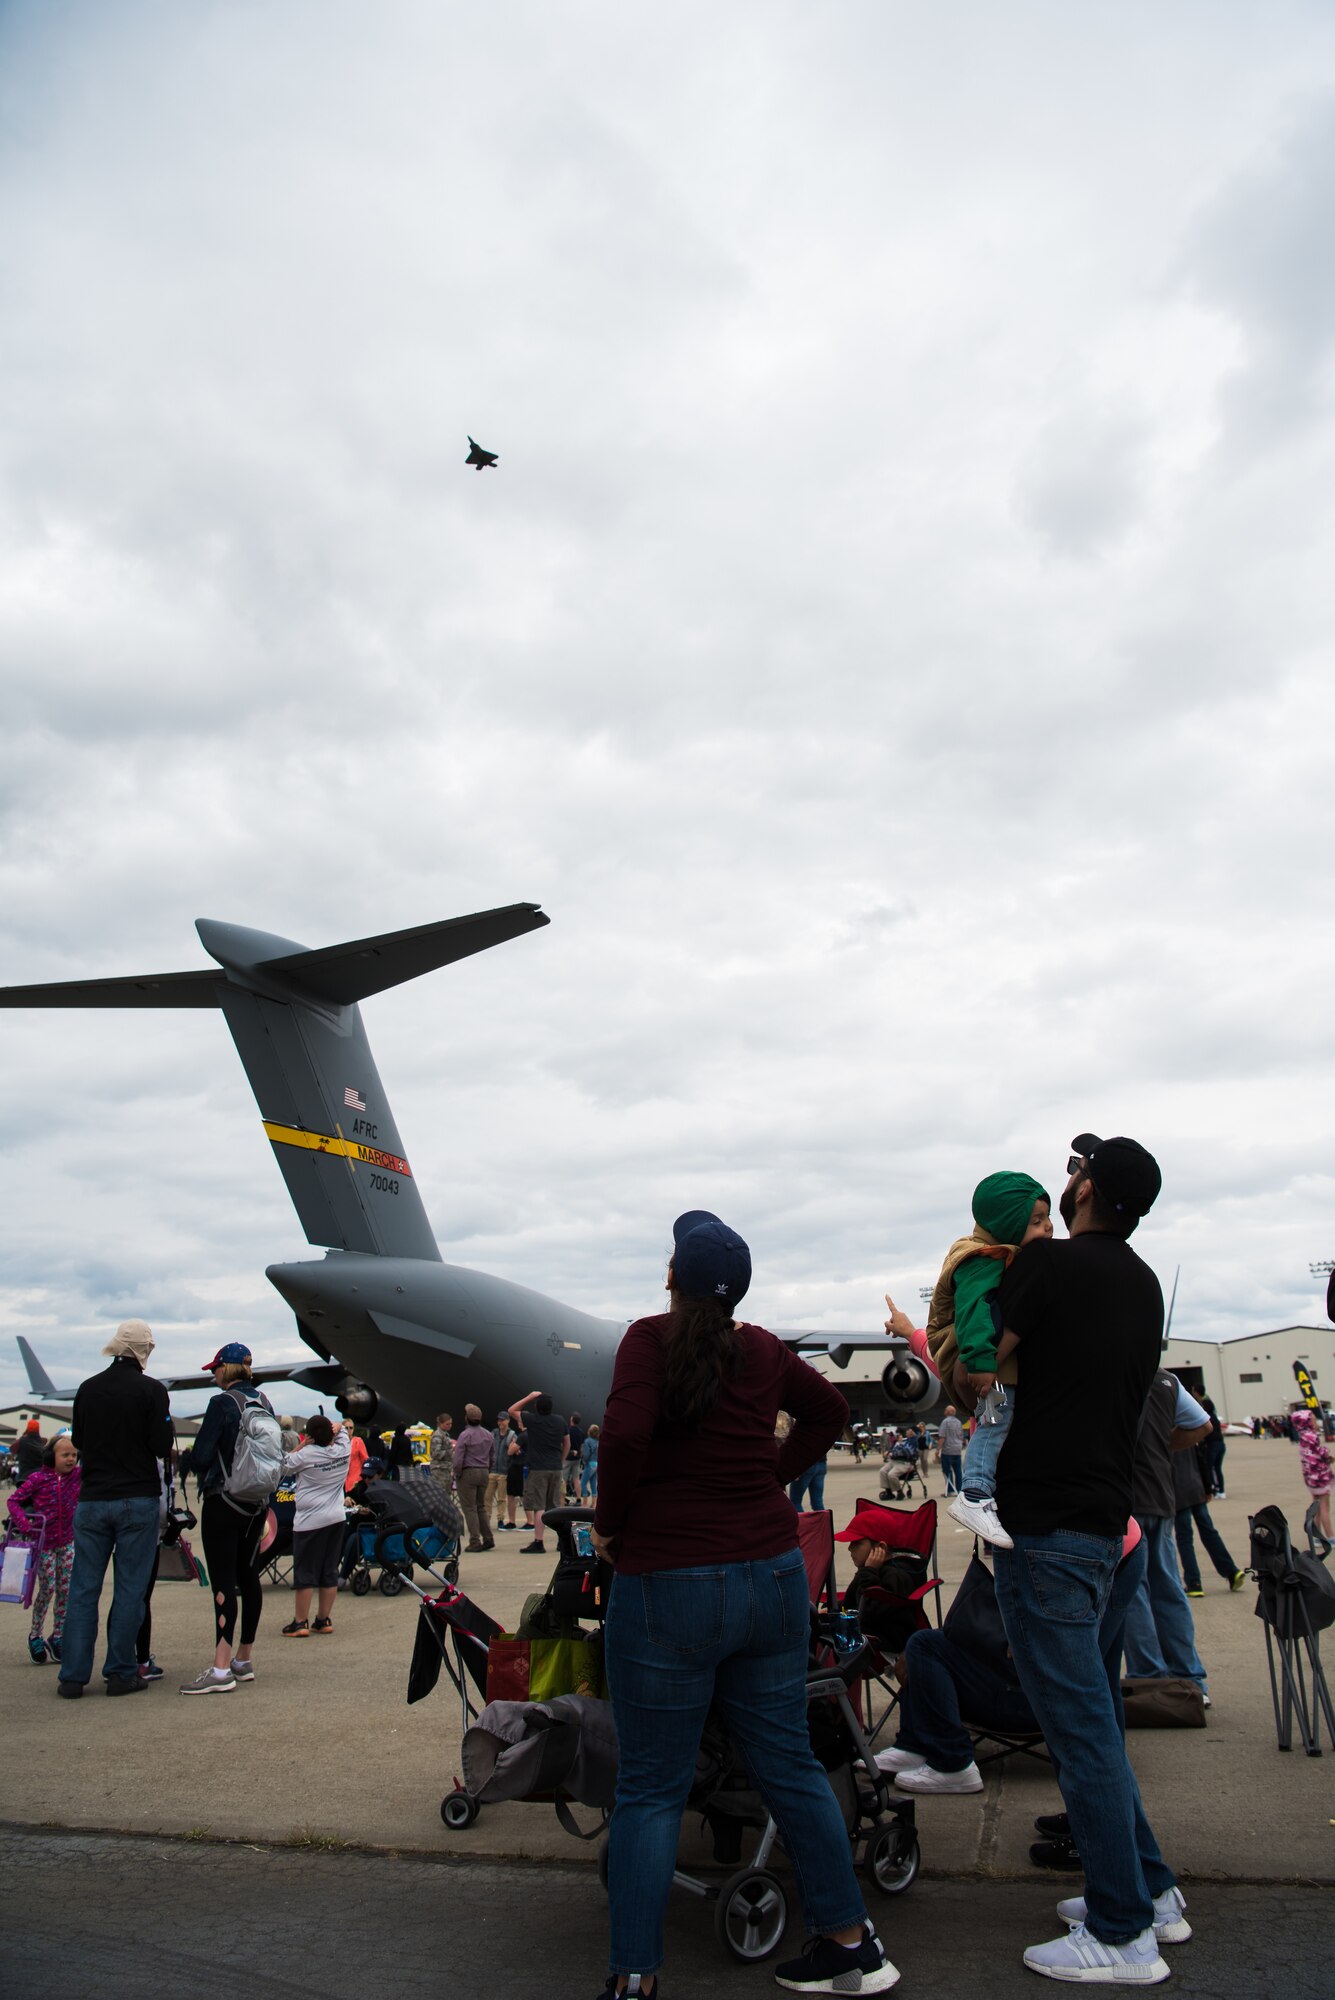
[
  {"left": 0, "top": 970, "right": 223, "bottom": 1009},
  {"left": 257, "top": 905, "right": 550, "bottom": 1006}
]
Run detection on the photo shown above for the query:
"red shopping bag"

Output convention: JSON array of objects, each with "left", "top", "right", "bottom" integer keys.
[{"left": 485, "top": 1634, "right": 531, "bottom": 1703}]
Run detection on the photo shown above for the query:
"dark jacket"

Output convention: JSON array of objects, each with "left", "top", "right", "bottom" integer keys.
[
  {"left": 1131, "top": 1371, "right": 1177, "bottom": 1521},
  {"left": 71, "top": 1358, "right": 172, "bottom": 1503},
  {"left": 1173, "top": 1442, "right": 1207, "bottom": 1512},
  {"left": 13, "top": 1431, "right": 46, "bottom": 1482}
]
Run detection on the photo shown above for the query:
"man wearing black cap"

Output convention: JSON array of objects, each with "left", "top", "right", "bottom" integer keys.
[{"left": 989, "top": 1135, "right": 1186, "bottom": 1985}]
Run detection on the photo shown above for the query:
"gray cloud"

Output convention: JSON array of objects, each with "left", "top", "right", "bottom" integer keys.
[{"left": 2, "top": 3, "right": 1334, "bottom": 1410}]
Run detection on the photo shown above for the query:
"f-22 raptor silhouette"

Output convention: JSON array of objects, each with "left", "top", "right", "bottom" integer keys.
[{"left": 465, "top": 436, "right": 498, "bottom": 470}]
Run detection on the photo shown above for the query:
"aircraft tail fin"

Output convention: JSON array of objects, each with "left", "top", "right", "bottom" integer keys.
[
  {"left": 17, "top": 1336, "right": 63, "bottom": 1398},
  {"left": 0, "top": 903, "right": 550, "bottom": 1264}
]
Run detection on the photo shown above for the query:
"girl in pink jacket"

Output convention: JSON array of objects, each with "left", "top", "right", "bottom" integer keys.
[{"left": 8, "top": 1434, "right": 81, "bottom": 1663}]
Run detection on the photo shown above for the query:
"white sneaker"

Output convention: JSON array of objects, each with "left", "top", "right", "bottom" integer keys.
[
  {"left": 894, "top": 1759, "right": 984, "bottom": 1794},
  {"left": 947, "top": 1493, "right": 1014, "bottom": 1549},
  {"left": 1057, "top": 1887, "right": 1191, "bottom": 1946},
  {"left": 1024, "top": 1923, "right": 1169, "bottom": 1984},
  {"left": 874, "top": 1746, "right": 927, "bottom": 1773}
]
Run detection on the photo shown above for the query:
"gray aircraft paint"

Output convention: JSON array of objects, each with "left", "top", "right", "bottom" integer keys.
[{"left": 2, "top": 904, "right": 927, "bottom": 1426}]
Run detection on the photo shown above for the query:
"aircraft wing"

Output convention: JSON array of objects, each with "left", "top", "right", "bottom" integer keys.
[
  {"left": 773, "top": 1329, "right": 939, "bottom": 1414},
  {"left": 773, "top": 1330, "right": 908, "bottom": 1369},
  {"left": 16, "top": 1339, "right": 346, "bottom": 1402}
]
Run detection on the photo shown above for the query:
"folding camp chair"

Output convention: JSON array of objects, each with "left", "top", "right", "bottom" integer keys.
[
  {"left": 943, "top": 1549, "right": 1048, "bottom": 1770},
  {"left": 1249, "top": 1505, "right": 1335, "bottom": 1757},
  {"left": 796, "top": 1509, "right": 839, "bottom": 1614},
  {"left": 842, "top": 1498, "right": 942, "bottom": 1742}
]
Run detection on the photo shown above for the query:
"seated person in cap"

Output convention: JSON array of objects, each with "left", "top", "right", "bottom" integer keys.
[
  {"left": 922, "top": 1169, "right": 1053, "bottom": 1551},
  {"left": 836, "top": 1509, "right": 933, "bottom": 1654}
]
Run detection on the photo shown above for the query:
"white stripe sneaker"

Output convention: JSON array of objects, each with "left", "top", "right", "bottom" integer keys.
[
  {"left": 1057, "top": 1887, "right": 1191, "bottom": 1946},
  {"left": 874, "top": 1746, "right": 927, "bottom": 1773},
  {"left": 893, "top": 1759, "right": 983, "bottom": 1794},
  {"left": 1024, "top": 1923, "right": 1170, "bottom": 1983}
]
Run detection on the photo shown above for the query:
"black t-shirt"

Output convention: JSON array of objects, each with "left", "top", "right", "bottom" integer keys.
[
  {"left": 994, "top": 1232, "right": 1164, "bottom": 1538},
  {"left": 523, "top": 1410, "right": 569, "bottom": 1471}
]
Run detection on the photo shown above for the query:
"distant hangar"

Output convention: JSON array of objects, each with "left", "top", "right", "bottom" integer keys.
[{"left": 1163, "top": 1324, "right": 1330, "bottom": 1422}]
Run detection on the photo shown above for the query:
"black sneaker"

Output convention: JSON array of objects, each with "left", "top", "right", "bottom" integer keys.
[
  {"left": 520, "top": 1541, "right": 547, "bottom": 1554},
  {"left": 1030, "top": 1836, "right": 1083, "bottom": 1871},
  {"left": 1033, "top": 1812, "right": 1071, "bottom": 1839},
  {"left": 775, "top": 1920, "right": 899, "bottom": 1992},
  {"left": 105, "top": 1674, "right": 146, "bottom": 1696},
  {"left": 593, "top": 1980, "right": 657, "bottom": 1998}
]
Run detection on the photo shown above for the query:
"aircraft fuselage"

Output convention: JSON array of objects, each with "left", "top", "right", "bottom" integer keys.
[{"left": 265, "top": 1251, "right": 630, "bottom": 1427}]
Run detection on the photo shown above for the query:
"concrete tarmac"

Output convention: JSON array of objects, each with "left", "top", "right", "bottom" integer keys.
[
  {"left": 2, "top": 1826, "right": 1329, "bottom": 2000},
  {"left": 3, "top": 1438, "right": 1332, "bottom": 1996}
]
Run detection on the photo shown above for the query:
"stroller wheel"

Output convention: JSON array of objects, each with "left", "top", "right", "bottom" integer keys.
[
  {"left": 714, "top": 1868, "right": 789, "bottom": 1962},
  {"left": 349, "top": 1567, "right": 372, "bottom": 1597},
  {"left": 865, "top": 1821, "right": 920, "bottom": 1896},
  {"left": 379, "top": 1570, "right": 405, "bottom": 1597},
  {"left": 440, "top": 1790, "right": 479, "bottom": 1829},
  {"left": 444, "top": 1554, "right": 460, "bottom": 1585}
]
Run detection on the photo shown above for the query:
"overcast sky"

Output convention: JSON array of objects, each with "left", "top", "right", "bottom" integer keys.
[{"left": 2, "top": 1, "right": 1333, "bottom": 1416}]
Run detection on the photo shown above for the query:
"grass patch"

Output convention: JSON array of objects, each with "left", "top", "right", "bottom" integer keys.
[{"left": 283, "top": 1826, "right": 349, "bottom": 1851}]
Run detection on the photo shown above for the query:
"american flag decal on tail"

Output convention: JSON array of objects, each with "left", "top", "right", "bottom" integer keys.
[{"left": 344, "top": 1086, "right": 367, "bottom": 1111}]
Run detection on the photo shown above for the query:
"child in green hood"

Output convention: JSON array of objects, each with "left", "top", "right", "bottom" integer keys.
[{"left": 923, "top": 1170, "right": 1051, "bottom": 1549}]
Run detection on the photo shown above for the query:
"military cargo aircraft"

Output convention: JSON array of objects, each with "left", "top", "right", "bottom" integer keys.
[{"left": 3, "top": 906, "right": 935, "bottom": 1427}]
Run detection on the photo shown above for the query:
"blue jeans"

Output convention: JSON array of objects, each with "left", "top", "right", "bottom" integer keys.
[
  {"left": 939, "top": 1452, "right": 962, "bottom": 1494},
  {"left": 604, "top": 1552, "right": 867, "bottom": 1975},
  {"left": 996, "top": 1530, "right": 1173, "bottom": 1944},
  {"left": 1173, "top": 1503, "right": 1238, "bottom": 1591},
  {"left": 59, "top": 1496, "right": 161, "bottom": 1686},
  {"left": 961, "top": 1387, "right": 1014, "bottom": 1497},
  {"left": 895, "top": 1626, "right": 1036, "bottom": 1771},
  {"left": 787, "top": 1462, "right": 826, "bottom": 1511},
  {"left": 1122, "top": 1515, "right": 1207, "bottom": 1692}
]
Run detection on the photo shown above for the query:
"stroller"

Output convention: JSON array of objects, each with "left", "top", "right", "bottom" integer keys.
[
  {"left": 347, "top": 1481, "right": 461, "bottom": 1596},
  {"left": 419, "top": 1506, "right": 920, "bottom": 1964}
]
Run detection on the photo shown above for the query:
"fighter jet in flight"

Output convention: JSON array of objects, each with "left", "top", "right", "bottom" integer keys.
[
  {"left": 3, "top": 907, "right": 932, "bottom": 1427},
  {"left": 465, "top": 436, "right": 498, "bottom": 469}
]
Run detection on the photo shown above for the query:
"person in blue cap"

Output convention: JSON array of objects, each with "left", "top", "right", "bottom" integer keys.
[
  {"left": 180, "top": 1342, "right": 278, "bottom": 1696},
  {"left": 590, "top": 1211, "right": 899, "bottom": 1999}
]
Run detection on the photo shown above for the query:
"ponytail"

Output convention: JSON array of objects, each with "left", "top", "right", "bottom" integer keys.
[{"left": 661, "top": 1297, "right": 745, "bottom": 1429}]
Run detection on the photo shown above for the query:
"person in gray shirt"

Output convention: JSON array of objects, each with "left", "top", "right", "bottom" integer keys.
[{"left": 938, "top": 1407, "right": 965, "bottom": 1495}]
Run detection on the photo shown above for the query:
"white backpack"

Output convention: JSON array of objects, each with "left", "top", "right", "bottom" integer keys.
[{"left": 222, "top": 1387, "right": 284, "bottom": 1510}]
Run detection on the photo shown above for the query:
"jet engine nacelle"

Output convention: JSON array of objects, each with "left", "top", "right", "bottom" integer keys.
[
  {"left": 335, "top": 1382, "right": 380, "bottom": 1425},
  {"left": 880, "top": 1352, "right": 936, "bottom": 1417}
]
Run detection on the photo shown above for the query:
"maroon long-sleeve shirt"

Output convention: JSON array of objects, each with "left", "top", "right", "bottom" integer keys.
[{"left": 593, "top": 1313, "right": 849, "bottom": 1575}]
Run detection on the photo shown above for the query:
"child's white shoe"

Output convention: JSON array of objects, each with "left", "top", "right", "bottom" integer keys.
[{"left": 947, "top": 1493, "right": 1014, "bottom": 1549}]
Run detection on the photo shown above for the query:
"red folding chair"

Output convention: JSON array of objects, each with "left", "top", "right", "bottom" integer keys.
[
  {"left": 796, "top": 1508, "right": 839, "bottom": 1613},
  {"left": 853, "top": 1497, "right": 942, "bottom": 1626}
]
